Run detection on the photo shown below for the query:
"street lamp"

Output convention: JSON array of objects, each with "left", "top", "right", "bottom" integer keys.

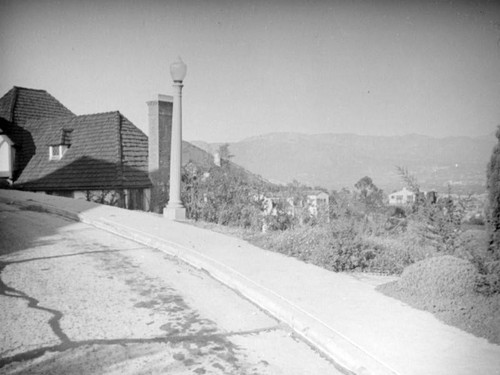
[{"left": 164, "top": 57, "right": 187, "bottom": 220}]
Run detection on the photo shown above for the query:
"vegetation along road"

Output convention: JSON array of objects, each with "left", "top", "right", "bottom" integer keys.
[{"left": 0, "top": 202, "right": 341, "bottom": 374}]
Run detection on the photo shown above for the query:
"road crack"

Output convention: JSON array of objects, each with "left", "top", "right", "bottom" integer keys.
[
  {"left": 0, "top": 327, "right": 281, "bottom": 368},
  {"left": 0, "top": 261, "right": 70, "bottom": 344}
]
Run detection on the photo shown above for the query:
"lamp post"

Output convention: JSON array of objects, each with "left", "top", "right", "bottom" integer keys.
[{"left": 164, "top": 57, "right": 187, "bottom": 220}]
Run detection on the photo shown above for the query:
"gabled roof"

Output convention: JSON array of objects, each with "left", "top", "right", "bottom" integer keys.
[
  {"left": 14, "top": 111, "right": 150, "bottom": 190},
  {"left": 389, "top": 187, "right": 414, "bottom": 196},
  {"left": 0, "top": 86, "right": 74, "bottom": 123},
  {"left": 306, "top": 190, "right": 329, "bottom": 197}
]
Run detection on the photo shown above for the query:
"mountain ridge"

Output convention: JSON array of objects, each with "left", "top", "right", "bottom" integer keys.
[{"left": 190, "top": 132, "right": 496, "bottom": 193}]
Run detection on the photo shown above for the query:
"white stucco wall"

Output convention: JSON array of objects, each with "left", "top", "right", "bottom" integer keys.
[
  {"left": 0, "top": 135, "right": 14, "bottom": 178},
  {"left": 389, "top": 187, "right": 415, "bottom": 206}
]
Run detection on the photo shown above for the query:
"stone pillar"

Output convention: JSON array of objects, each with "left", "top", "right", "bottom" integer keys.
[{"left": 163, "top": 81, "right": 186, "bottom": 220}]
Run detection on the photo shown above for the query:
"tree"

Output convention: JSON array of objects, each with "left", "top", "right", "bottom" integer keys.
[
  {"left": 217, "top": 143, "right": 234, "bottom": 166},
  {"left": 486, "top": 126, "right": 500, "bottom": 256},
  {"left": 181, "top": 162, "right": 265, "bottom": 230},
  {"left": 354, "top": 176, "right": 384, "bottom": 213},
  {"left": 397, "top": 167, "right": 465, "bottom": 253}
]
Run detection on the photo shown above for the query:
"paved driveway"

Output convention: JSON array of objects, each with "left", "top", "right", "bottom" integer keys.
[{"left": 0, "top": 202, "right": 340, "bottom": 374}]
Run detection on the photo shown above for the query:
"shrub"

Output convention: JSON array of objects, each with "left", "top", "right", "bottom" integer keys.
[
  {"left": 181, "top": 164, "right": 265, "bottom": 230},
  {"left": 397, "top": 255, "right": 478, "bottom": 298},
  {"left": 249, "top": 211, "right": 440, "bottom": 275},
  {"left": 317, "top": 218, "right": 376, "bottom": 271},
  {"left": 397, "top": 166, "right": 466, "bottom": 254},
  {"left": 364, "top": 235, "right": 436, "bottom": 274},
  {"left": 85, "top": 190, "right": 122, "bottom": 206},
  {"left": 262, "top": 199, "right": 297, "bottom": 231},
  {"left": 258, "top": 218, "right": 379, "bottom": 272},
  {"left": 475, "top": 260, "right": 500, "bottom": 296},
  {"left": 353, "top": 176, "right": 386, "bottom": 214},
  {"left": 253, "top": 225, "right": 327, "bottom": 261}
]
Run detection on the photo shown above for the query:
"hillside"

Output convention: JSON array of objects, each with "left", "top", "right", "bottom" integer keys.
[{"left": 191, "top": 132, "right": 496, "bottom": 193}]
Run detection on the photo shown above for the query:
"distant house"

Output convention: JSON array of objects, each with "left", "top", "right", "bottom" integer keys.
[
  {"left": 262, "top": 192, "right": 295, "bottom": 216},
  {"left": 0, "top": 86, "right": 151, "bottom": 210},
  {"left": 388, "top": 187, "right": 415, "bottom": 206},
  {"left": 262, "top": 189, "right": 329, "bottom": 218},
  {"left": 388, "top": 187, "right": 437, "bottom": 206},
  {"left": 306, "top": 190, "right": 329, "bottom": 216}
]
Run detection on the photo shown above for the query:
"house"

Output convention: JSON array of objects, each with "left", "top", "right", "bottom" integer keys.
[
  {"left": 262, "top": 189, "right": 329, "bottom": 218},
  {"left": 262, "top": 192, "right": 295, "bottom": 216},
  {"left": 388, "top": 187, "right": 415, "bottom": 206},
  {"left": 306, "top": 190, "right": 329, "bottom": 216},
  {"left": 0, "top": 86, "right": 151, "bottom": 210},
  {"left": 388, "top": 187, "right": 437, "bottom": 206},
  {"left": 0, "top": 86, "right": 259, "bottom": 213}
]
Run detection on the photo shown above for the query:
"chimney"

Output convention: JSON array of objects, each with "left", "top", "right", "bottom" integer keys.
[
  {"left": 147, "top": 94, "right": 173, "bottom": 174},
  {"left": 147, "top": 94, "right": 173, "bottom": 212},
  {"left": 213, "top": 150, "right": 221, "bottom": 167}
]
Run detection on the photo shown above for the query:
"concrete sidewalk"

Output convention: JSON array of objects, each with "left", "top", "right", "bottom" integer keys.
[{"left": 1, "top": 189, "right": 499, "bottom": 375}]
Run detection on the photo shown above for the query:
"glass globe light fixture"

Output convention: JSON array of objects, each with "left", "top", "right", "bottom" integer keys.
[{"left": 170, "top": 57, "right": 187, "bottom": 82}]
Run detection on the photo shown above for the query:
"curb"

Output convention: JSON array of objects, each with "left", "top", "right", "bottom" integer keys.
[{"left": 1, "top": 194, "right": 399, "bottom": 375}]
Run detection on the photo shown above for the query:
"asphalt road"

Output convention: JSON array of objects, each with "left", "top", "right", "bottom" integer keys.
[{"left": 0, "top": 202, "right": 342, "bottom": 375}]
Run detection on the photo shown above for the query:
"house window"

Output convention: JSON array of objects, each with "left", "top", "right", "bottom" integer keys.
[
  {"left": 49, "top": 145, "right": 68, "bottom": 160},
  {"left": 49, "top": 146, "right": 60, "bottom": 160}
]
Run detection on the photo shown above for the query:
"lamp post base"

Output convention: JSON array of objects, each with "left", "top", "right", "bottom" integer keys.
[{"left": 163, "top": 205, "right": 186, "bottom": 221}]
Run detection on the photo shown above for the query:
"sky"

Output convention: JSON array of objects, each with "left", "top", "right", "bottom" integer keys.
[{"left": 1, "top": 0, "right": 499, "bottom": 143}]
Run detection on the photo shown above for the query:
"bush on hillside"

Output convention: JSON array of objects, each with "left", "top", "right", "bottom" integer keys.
[
  {"left": 377, "top": 255, "right": 500, "bottom": 344},
  {"left": 486, "top": 125, "right": 500, "bottom": 257},
  {"left": 475, "top": 260, "right": 500, "bottom": 296},
  {"left": 262, "top": 199, "right": 297, "bottom": 231},
  {"left": 353, "top": 176, "right": 386, "bottom": 214},
  {"left": 252, "top": 218, "right": 385, "bottom": 272},
  {"left": 181, "top": 164, "right": 264, "bottom": 231},
  {"left": 363, "top": 234, "right": 436, "bottom": 274},
  {"left": 396, "top": 255, "right": 478, "bottom": 298},
  {"left": 397, "top": 166, "right": 466, "bottom": 254},
  {"left": 315, "top": 218, "right": 376, "bottom": 271},
  {"left": 460, "top": 230, "right": 500, "bottom": 295}
]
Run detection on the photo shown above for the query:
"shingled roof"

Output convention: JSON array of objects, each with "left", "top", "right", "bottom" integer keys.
[
  {"left": 14, "top": 111, "right": 150, "bottom": 190},
  {"left": 1, "top": 86, "right": 263, "bottom": 194},
  {"left": 0, "top": 86, "right": 74, "bottom": 123}
]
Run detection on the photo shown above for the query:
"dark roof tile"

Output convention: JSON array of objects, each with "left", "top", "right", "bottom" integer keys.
[
  {"left": 0, "top": 87, "right": 17, "bottom": 122},
  {"left": 15, "top": 112, "right": 151, "bottom": 190},
  {"left": 0, "top": 86, "right": 74, "bottom": 124}
]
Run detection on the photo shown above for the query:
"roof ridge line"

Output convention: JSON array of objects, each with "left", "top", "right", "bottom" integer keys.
[
  {"left": 13, "top": 86, "right": 47, "bottom": 92},
  {"left": 85, "top": 110, "right": 119, "bottom": 116},
  {"left": 9, "top": 87, "right": 19, "bottom": 122},
  {"left": 72, "top": 110, "right": 120, "bottom": 117}
]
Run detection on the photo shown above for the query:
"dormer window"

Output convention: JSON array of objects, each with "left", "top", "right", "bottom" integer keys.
[
  {"left": 48, "top": 129, "right": 72, "bottom": 161},
  {"left": 49, "top": 145, "right": 68, "bottom": 160}
]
